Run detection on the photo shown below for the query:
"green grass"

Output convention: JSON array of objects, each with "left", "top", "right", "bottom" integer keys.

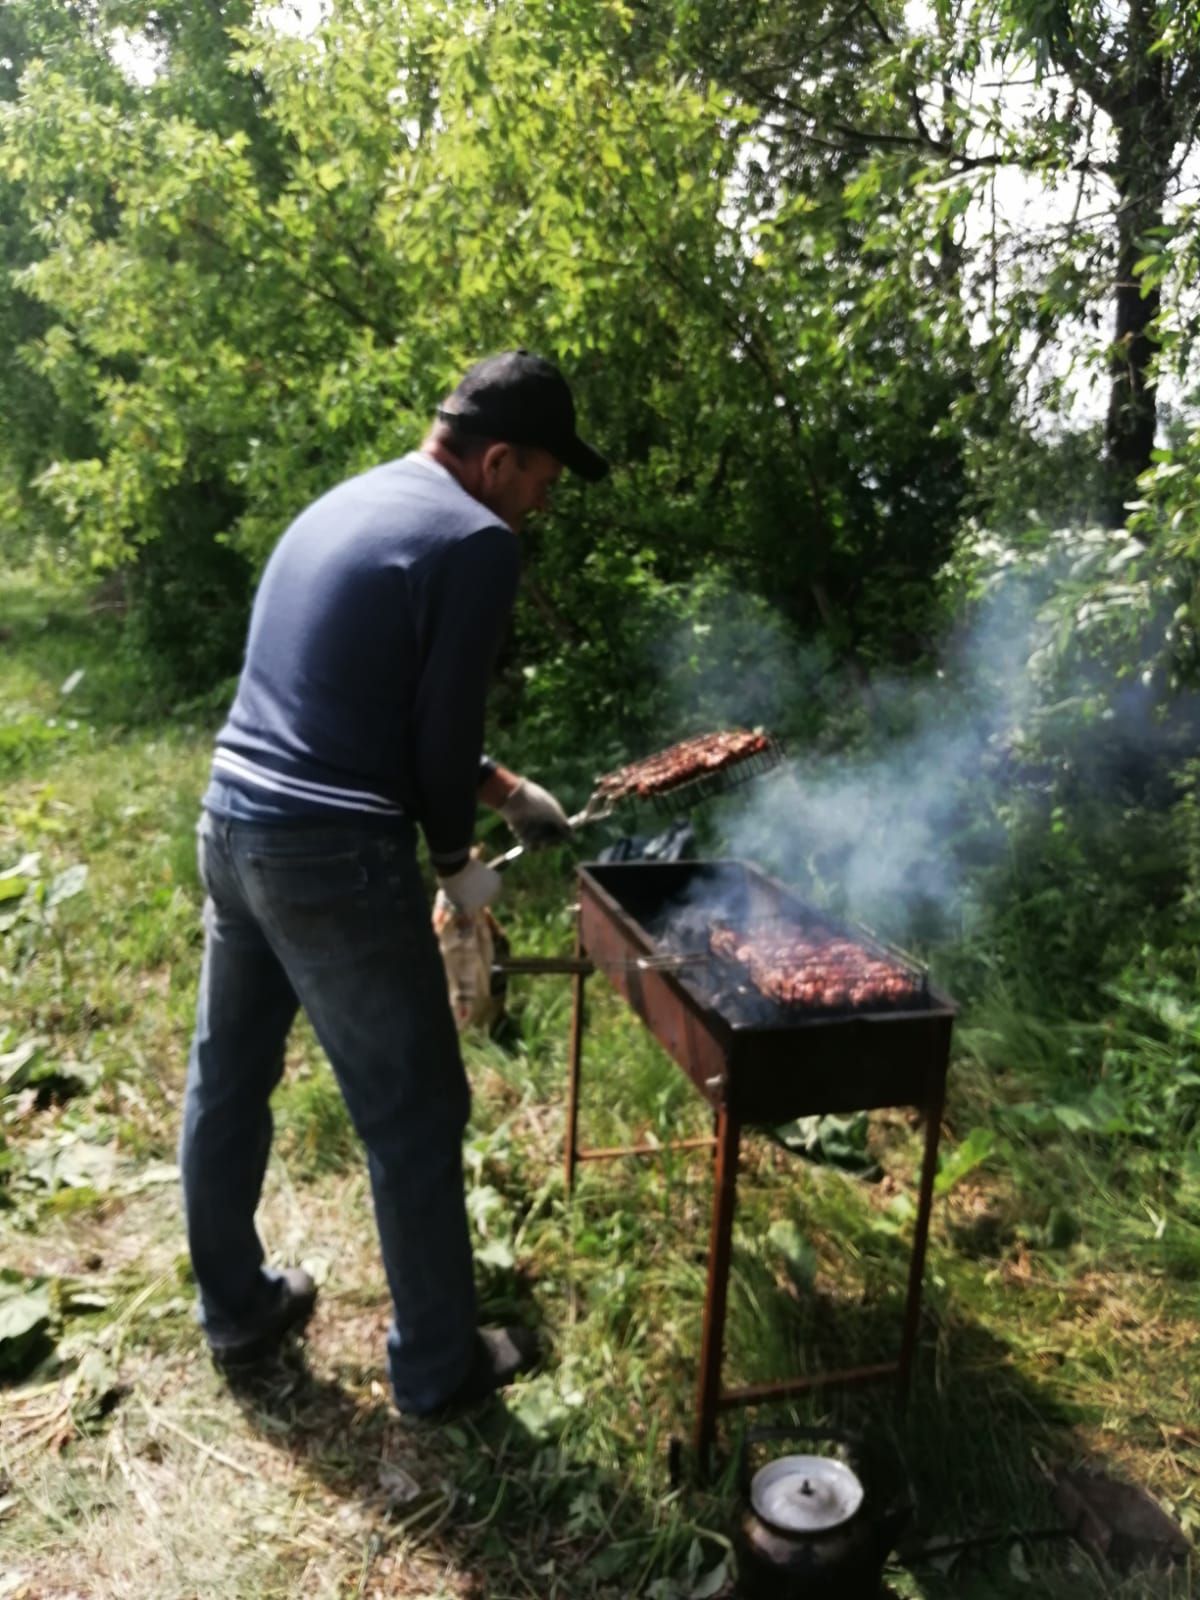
[{"left": 2, "top": 571, "right": 1198, "bottom": 1597}]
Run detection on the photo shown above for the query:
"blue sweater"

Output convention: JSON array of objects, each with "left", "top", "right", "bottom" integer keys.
[{"left": 204, "top": 453, "right": 519, "bottom": 874}]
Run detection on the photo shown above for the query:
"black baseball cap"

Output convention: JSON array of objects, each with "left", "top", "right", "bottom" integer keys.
[{"left": 437, "top": 350, "right": 609, "bottom": 481}]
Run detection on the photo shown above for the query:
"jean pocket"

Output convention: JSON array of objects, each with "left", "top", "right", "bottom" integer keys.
[
  {"left": 245, "top": 848, "right": 370, "bottom": 906},
  {"left": 196, "top": 815, "right": 231, "bottom": 900}
]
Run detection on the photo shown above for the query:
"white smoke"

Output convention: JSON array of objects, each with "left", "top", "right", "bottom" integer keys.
[{"left": 686, "top": 528, "right": 1168, "bottom": 937}]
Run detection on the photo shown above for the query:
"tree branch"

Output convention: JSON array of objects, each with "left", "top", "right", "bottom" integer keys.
[
  {"left": 1169, "top": 57, "right": 1200, "bottom": 132},
  {"left": 745, "top": 75, "right": 1117, "bottom": 181},
  {"left": 1041, "top": 1, "right": 1125, "bottom": 114},
  {"left": 1011, "top": 112, "right": 1097, "bottom": 392},
  {"left": 185, "top": 209, "right": 400, "bottom": 346},
  {"left": 520, "top": 573, "right": 582, "bottom": 647},
  {"left": 858, "top": 0, "right": 942, "bottom": 146},
  {"left": 857, "top": 0, "right": 894, "bottom": 47},
  {"left": 828, "top": 120, "right": 950, "bottom": 154},
  {"left": 766, "top": 95, "right": 1112, "bottom": 179},
  {"left": 600, "top": 75, "right": 839, "bottom": 563}
]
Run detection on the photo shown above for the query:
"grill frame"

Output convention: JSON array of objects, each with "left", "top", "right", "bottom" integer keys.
[{"left": 567, "top": 859, "right": 957, "bottom": 1471}]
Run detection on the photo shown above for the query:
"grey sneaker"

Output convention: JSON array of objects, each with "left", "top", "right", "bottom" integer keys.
[{"left": 208, "top": 1267, "right": 317, "bottom": 1368}]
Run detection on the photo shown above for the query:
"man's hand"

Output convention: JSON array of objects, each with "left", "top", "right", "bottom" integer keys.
[
  {"left": 437, "top": 858, "right": 502, "bottom": 913},
  {"left": 498, "top": 778, "right": 572, "bottom": 848}
]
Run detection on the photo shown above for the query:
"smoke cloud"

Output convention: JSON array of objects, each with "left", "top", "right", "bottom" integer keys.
[{"left": 666, "top": 529, "right": 1192, "bottom": 941}]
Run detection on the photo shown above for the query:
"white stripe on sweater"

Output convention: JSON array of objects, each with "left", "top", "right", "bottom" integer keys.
[{"left": 213, "top": 748, "right": 403, "bottom": 816}]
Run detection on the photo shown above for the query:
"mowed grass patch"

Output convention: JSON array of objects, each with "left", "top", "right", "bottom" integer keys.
[{"left": 2, "top": 571, "right": 1197, "bottom": 1597}]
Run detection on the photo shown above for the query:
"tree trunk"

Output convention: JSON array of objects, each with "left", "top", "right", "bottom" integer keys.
[
  {"left": 1099, "top": 0, "right": 1174, "bottom": 530},
  {"left": 1101, "top": 122, "right": 1167, "bottom": 528}
]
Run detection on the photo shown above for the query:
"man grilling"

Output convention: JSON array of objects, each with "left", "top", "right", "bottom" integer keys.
[{"left": 180, "top": 351, "right": 608, "bottom": 1415}]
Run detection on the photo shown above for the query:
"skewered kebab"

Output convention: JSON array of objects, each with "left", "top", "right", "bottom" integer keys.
[
  {"left": 592, "top": 729, "right": 774, "bottom": 802},
  {"left": 488, "top": 728, "right": 783, "bottom": 869},
  {"left": 708, "top": 922, "right": 923, "bottom": 1010}
]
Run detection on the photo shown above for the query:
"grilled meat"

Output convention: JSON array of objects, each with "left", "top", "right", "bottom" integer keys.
[
  {"left": 595, "top": 729, "right": 772, "bottom": 802},
  {"left": 709, "top": 922, "right": 922, "bottom": 1010}
]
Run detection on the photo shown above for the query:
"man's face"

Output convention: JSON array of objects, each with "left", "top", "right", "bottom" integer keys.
[{"left": 480, "top": 444, "right": 563, "bottom": 532}]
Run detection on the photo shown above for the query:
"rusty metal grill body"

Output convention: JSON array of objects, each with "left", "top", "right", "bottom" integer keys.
[{"left": 565, "top": 860, "right": 956, "bottom": 1468}]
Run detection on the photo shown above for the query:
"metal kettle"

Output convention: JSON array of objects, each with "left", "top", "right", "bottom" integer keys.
[{"left": 735, "top": 1427, "right": 910, "bottom": 1600}]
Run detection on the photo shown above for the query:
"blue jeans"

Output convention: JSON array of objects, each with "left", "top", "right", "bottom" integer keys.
[{"left": 180, "top": 811, "right": 477, "bottom": 1412}]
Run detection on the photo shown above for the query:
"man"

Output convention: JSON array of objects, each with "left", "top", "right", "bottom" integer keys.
[{"left": 180, "top": 351, "right": 608, "bottom": 1416}]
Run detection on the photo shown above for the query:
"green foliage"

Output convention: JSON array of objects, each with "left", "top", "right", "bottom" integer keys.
[
  {"left": 0, "top": 1, "right": 124, "bottom": 555},
  {"left": 0, "top": 850, "right": 89, "bottom": 990},
  {"left": 0, "top": 1271, "right": 53, "bottom": 1377},
  {"left": 121, "top": 485, "right": 253, "bottom": 693},
  {"left": 4, "top": 573, "right": 1200, "bottom": 1595},
  {"left": 0, "top": 714, "right": 71, "bottom": 776},
  {"left": 0, "top": 0, "right": 981, "bottom": 695},
  {"left": 934, "top": 1124, "right": 997, "bottom": 1196},
  {"left": 274, "top": 1064, "right": 359, "bottom": 1179},
  {"left": 934, "top": 519, "right": 1200, "bottom": 1022},
  {"left": 1, "top": 0, "right": 1197, "bottom": 701}
]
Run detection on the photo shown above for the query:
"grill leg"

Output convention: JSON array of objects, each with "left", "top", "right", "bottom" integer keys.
[
  {"left": 694, "top": 1105, "right": 740, "bottom": 1472},
  {"left": 898, "top": 1066, "right": 947, "bottom": 1394},
  {"left": 564, "top": 923, "right": 586, "bottom": 1198}
]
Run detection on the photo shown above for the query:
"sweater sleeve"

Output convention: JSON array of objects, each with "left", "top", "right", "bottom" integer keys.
[{"left": 410, "top": 525, "right": 520, "bottom": 872}]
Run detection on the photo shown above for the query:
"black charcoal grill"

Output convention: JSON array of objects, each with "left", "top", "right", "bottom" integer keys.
[{"left": 563, "top": 860, "right": 956, "bottom": 1466}]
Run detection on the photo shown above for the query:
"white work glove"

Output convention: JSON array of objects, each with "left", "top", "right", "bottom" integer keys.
[
  {"left": 498, "top": 778, "right": 572, "bottom": 848},
  {"left": 436, "top": 857, "right": 502, "bottom": 914}
]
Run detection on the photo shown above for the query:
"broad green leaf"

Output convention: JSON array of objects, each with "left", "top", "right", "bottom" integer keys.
[
  {"left": 690, "top": 1558, "right": 733, "bottom": 1599},
  {"left": 0, "top": 1284, "right": 52, "bottom": 1377},
  {"left": 0, "top": 1038, "right": 41, "bottom": 1093},
  {"left": 475, "top": 1238, "right": 515, "bottom": 1270},
  {"left": 766, "top": 1219, "right": 816, "bottom": 1288},
  {"left": 935, "top": 1126, "right": 997, "bottom": 1195},
  {"left": 46, "top": 864, "right": 88, "bottom": 907},
  {"left": 506, "top": 1378, "right": 573, "bottom": 1441},
  {"left": 0, "top": 853, "right": 40, "bottom": 901},
  {"left": 24, "top": 1139, "right": 118, "bottom": 1192}
]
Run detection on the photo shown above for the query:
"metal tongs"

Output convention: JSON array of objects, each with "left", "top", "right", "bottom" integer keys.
[
  {"left": 486, "top": 731, "right": 788, "bottom": 872},
  {"left": 487, "top": 792, "right": 614, "bottom": 871}
]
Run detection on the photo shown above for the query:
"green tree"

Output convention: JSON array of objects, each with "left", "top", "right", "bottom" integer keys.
[
  {"left": 3, "top": 0, "right": 983, "bottom": 695},
  {"left": 0, "top": 0, "right": 126, "bottom": 547},
  {"left": 733, "top": 1, "right": 1200, "bottom": 527},
  {"left": 997, "top": 1, "right": 1200, "bottom": 525}
]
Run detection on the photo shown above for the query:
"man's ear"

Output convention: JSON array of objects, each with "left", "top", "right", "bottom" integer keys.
[{"left": 479, "top": 440, "right": 513, "bottom": 482}]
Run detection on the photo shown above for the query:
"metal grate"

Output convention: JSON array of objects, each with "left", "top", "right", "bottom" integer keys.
[{"left": 640, "top": 738, "right": 787, "bottom": 817}]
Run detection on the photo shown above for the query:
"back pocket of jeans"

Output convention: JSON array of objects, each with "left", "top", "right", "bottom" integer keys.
[{"left": 245, "top": 849, "right": 370, "bottom": 906}]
